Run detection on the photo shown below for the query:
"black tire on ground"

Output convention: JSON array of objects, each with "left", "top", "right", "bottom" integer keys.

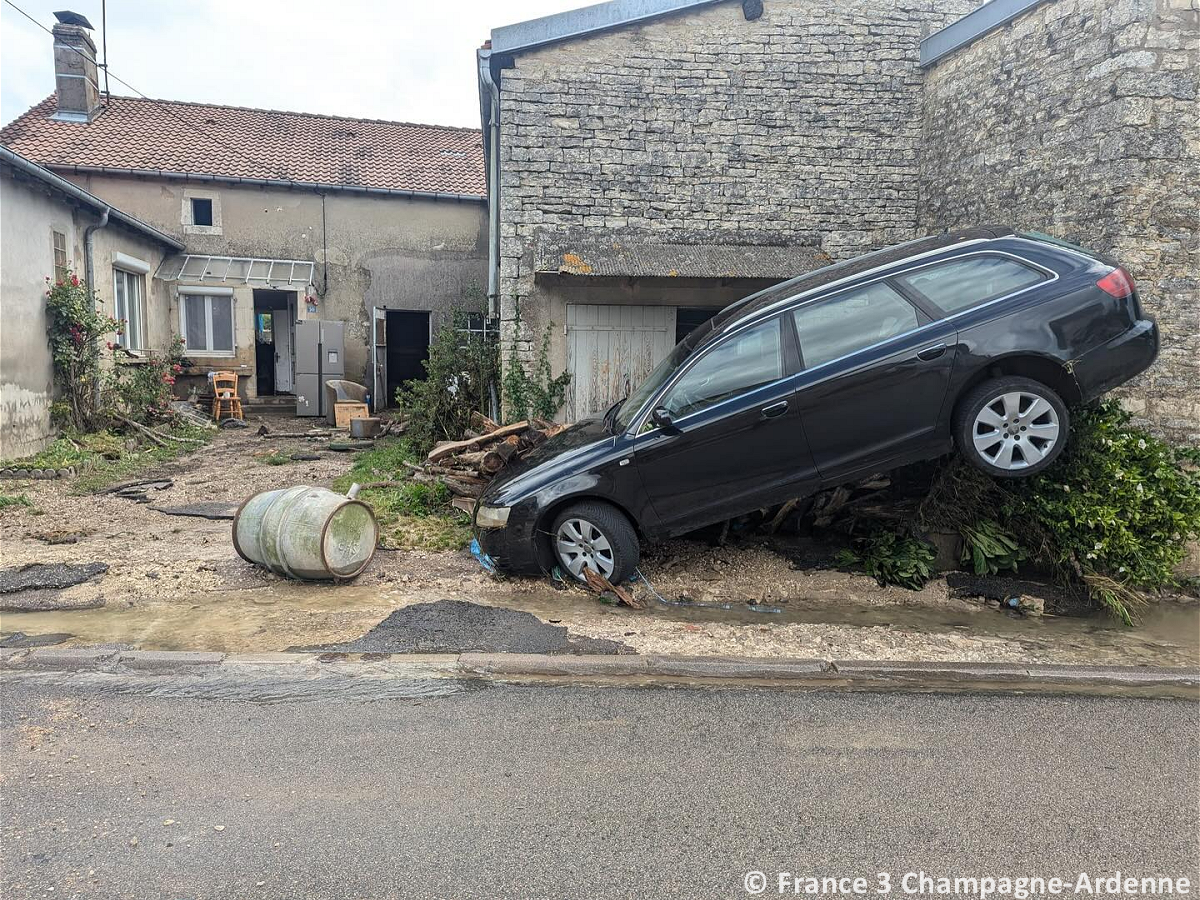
[
  {"left": 953, "top": 376, "right": 1070, "bottom": 478},
  {"left": 549, "top": 501, "right": 640, "bottom": 585}
]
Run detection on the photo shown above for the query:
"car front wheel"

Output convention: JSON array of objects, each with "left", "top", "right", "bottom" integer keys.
[
  {"left": 954, "top": 376, "right": 1069, "bottom": 477},
  {"left": 549, "top": 501, "right": 639, "bottom": 585}
]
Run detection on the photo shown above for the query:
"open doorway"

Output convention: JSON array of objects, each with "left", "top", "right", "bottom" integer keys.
[
  {"left": 252, "top": 290, "right": 296, "bottom": 396},
  {"left": 374, "top": 309, "right": 431, "bottom": 408}
]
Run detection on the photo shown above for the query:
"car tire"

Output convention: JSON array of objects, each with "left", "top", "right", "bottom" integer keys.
[
  {"left": 954, "top": 376, "right": 1069, "bottom": 478},
  {"left": 549, "top": 501, "right": 640, "bottom": 585}
]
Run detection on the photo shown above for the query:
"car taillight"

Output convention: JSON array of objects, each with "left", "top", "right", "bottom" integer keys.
[{"left": 1097, "top": 266, "right": 1135, "bottom": 298}]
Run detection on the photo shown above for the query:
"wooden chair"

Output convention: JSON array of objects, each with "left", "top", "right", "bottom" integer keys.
[{"left": 211, "top": 371, "right": 244, "bottom": 422}]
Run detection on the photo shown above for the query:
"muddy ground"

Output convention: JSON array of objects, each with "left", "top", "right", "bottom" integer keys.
[{"left": 1, "top": 414, "right": 1197, "bottom": 667}]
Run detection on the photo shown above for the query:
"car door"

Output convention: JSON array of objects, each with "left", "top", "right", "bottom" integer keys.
[
  {"left": 789, "top": 280, "right": 958, "bottom": 481},
  {"left": 632, "top": 315, "right": 820, "bottom": 533}
]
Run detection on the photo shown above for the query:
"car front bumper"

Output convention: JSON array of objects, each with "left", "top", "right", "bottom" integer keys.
[
  {"left": 472, "top": 512, "right": 544, "bottom": 575},
  {"left": 1073, "top": 318, "right": 1159, "bottom": 403}
]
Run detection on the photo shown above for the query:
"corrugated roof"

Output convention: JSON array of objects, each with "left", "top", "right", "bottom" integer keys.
[
  {"left": 534, "top": 234, "right": 829, "bottom": 279},
  {"left": 1, "top": 95, "right": 486, "bottom": 198}
]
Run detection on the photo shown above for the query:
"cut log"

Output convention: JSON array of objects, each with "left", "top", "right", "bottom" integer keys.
[
  {"left": 471, "top": 411, "right": 500, "bottom": 434},
  {"left": 426, "top": 420, "right": 530, "bottom": 463},
  {"left": 480, "top": 439, "right": 520, "bottom": 474}
]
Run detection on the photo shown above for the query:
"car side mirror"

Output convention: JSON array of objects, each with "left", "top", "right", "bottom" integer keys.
[{"left": 650, "top": 406, "right": 673, "bottom": 429}]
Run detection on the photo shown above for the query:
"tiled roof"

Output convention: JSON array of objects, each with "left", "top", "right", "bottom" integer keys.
[{"left": 0, "top": 95, "right": 486, "bottom": 197}]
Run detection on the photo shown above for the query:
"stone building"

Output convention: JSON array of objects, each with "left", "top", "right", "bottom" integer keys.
[
  {"left": 479, "top": 0, "right": 1197, "bottom": 438},
  {"left": 0, "top": 147, "right": 183, "bottom": 459},
  {"left": 2, "top": 17, "right": 489, "bottom": 410}
]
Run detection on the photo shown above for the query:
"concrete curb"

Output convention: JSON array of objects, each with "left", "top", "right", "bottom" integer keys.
[{"left": 2, "top": 648, "right": 1197, "bottom": 695}]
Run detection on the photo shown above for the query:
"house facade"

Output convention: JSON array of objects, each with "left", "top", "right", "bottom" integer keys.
[
  {"left": 0, "top": 147, "right": 183, "bottom": 460},
  {"left": 2, "top": 19, "right": 489, "bottom": 411},
  {"left": 480, "top": 0, "right": 1198, "bottom": 439}
]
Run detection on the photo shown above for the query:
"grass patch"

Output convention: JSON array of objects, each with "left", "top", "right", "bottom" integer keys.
[
  {"left": 0, "top": 492, "right": 34, "bottom": 510},
  {"left": 5, "top": 424, "right": 215, "bottom": 494},
  {"left": 332, "top": 437, "right": 473, "bottom": 551},
  {"left": 256, "top": 450, "right": 293, "bottom": 466}
]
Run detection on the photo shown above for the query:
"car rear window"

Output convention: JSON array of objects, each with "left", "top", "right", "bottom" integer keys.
[
  {"left": 896, "top": 255, "right": 1046, "bottom": 316},
  {"left": 792, "top": 282, "right": 920, "bottom": 369}
]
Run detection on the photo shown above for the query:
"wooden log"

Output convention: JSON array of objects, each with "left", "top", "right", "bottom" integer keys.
[
  {"left": 426, "top": 420, "right": 530, "bottom": 464},
  {"left": 471, "top": 411, "right": 500, "bottom": 434},
  {"left": 480, "top": 439, "right": 520, "bottom": 474}
]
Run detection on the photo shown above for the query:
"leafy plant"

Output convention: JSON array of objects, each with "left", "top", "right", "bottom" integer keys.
[
  {"left": 257, "top": 450, "right": 292, "bottom": 466},
  {"left": 836, "top": 530, "right": 936, "bottom": 590},
  {"left": 0, "top": 493, "right": 33, "bottom": 510},
  {"left": 921, "top": 400, "right": 1200, "bottom": 623},
  {"left": 395, "top": 309, "right": 498, "bottom": 455},
  {"left": 960, "top": 520, "right": 1024, "bottom": 576},
  {"left": 502, "top": 323, "right": 571, "bottom": 423},
  {"left": 107, "top": 335, "right": 187, "bottom": 425},
  {"left": 44, "top": 273, "right": 117, "bottom": 431}
]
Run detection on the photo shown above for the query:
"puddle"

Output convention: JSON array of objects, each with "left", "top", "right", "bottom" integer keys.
[{"left": 1, "top": 575, "right": 1197, "bottom": 669}]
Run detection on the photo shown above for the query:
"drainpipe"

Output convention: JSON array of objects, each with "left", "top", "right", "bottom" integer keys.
[
  {"left": 479, "top": 52, "right": 501, "bottom": 322},
  {"left": 83, "top": 206, "right": 110, "bottom": 296}
]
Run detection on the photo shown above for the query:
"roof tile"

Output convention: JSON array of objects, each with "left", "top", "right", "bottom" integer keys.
[{"left": 1, "top": 95, "right": 485, "bottom": 196}]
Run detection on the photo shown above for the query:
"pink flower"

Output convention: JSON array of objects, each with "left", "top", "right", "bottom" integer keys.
[
  {"left": 70, "top": 275, "right": 79, "bottom": 287},
  {"left": 172, "top": 364, "right": 183, "bottom": 374}
]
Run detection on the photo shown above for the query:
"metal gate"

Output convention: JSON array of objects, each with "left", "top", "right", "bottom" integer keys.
[{"left": 565, "top": 304, "right": 676, "bottom": 421}]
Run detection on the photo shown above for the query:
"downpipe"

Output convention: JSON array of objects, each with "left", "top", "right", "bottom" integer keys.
[
  {"left": 83, "top": 206, "right": 110, "bottom": 296},
  {"left": 479, "top": 50, "right": 503, "bottom": 421}
]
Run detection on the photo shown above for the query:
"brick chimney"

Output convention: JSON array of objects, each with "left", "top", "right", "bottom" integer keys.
[{"left": 51, "top": 17, "right": 102, "bottom": 122}]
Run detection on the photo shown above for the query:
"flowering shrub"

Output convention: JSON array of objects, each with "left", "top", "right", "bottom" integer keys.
[
  {"left": 108, "top": 335, "right": 187, "bottom": 424},
  {"left": 45, "top": 274, "right": 118, "bottom": 431}
]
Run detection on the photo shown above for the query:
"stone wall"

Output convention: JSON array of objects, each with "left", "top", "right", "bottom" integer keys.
[
  {"left": 496, "top": 0, "right": 978, "bottom": 370},
  {"left": 920, "top": 0, "right": 1199, "bottom": 442}
]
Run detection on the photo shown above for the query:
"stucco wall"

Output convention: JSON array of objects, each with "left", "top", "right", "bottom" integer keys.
[
  {"left": 0, "top": 169, "right": 174, "bottom": 460},
  {"left": 919, "top": 0, "right": 1199, "bottom": 442},
  {"left": 495, "top": 0, "right": 978, "bottom": 396},
  {"left": 63, "top": 173, "right": 489, "bottom": 393},
  {"left": 0, "top": 174, "right": 76, "bottom": 458}
]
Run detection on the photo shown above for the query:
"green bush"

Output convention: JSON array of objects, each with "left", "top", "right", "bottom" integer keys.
[
  {"left": 502, "top": 323, "right": 571, "bottom": 423},
  {"left": 45, "top": 273, "right": 116, "bottom": 431},
  {"left": 960, "top": 520, "right": 1024, "bottom": 576},
  {"left": 923, "top": 400, "right": 1200, "bottom": 623},
  {"left": 836, "top": 530, "right": 936, "bottom": 590},
  {"left": 107, "top": 335, "right": 187, "bottom": 425},
  {"left": 395, "top": 310, "right": 498, "bottom": 455}
]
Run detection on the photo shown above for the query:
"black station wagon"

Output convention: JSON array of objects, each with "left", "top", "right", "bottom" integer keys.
[{"left": 474, "top": 227, "right": 1159, "bottom": 584}]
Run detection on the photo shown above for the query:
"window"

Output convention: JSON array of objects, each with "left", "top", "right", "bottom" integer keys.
[
  {"left": 190, "top": 198, "right": 214, "bottom": 227},
  {"left": 113, "top": 269, "right": 146, "bottom": 351},
  {"left": 792, "top": 283, "right": 920, "bottom": 369},
  {"left": 657, "top": 317, "right": 783, "bottom": 421},
  {"left": 52, "top": 230, "right": 69, "bottom": 282},
  {"left": 896, "top": 255, "right": 1046, "bottom": 316},
  {"left": 181, "top": 293, "right": 235, "bottom": 355}
]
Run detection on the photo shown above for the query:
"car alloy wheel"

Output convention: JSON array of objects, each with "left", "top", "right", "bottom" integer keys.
[
  {"left": 971, "top": 390, "right": 1061, "bottom": 471},
  {"left": 554, "top": 517, "right": 616, "bottom": 580}
]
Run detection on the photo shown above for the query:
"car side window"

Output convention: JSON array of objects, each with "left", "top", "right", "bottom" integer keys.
[
  {"left": 896, "top": 255, "right": 1046, "bottom": 315},
  {"left": 792, "top": 282, "right": 920, "bottom": 369},
  {"left": 656, "top": 317, "right": 783, "bottom": 421}
]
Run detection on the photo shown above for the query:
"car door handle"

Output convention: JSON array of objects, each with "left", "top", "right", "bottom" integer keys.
[
  {"left": 916, "top": 343, "right": 947, "bottom": 361},
  {"left": 760, "top": 400, "right": 789, "bottom": 419}
]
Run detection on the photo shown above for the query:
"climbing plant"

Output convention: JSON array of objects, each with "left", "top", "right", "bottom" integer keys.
[
  {"left": 502, "top": 322, "right": 571, "bottom": 423},
  {"left": 44, "top": 273, "right": 117, "bottom": 431}
]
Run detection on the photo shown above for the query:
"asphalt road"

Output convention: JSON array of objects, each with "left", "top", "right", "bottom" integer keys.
[{"left": 2, "top": 676, "right": 1197, "bottom": 900}]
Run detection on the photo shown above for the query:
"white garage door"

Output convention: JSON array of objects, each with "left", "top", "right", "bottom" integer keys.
[{"left": 565, "top": 304, "right": 677, "bottom": 422}]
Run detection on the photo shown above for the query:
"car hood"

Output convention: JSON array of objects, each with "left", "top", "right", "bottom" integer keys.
[{"left": 481, "top": 416, "right": 615, "bottom": 505}]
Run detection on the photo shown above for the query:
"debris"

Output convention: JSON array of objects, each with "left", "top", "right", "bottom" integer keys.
[
  {"left": 162, "top": 819, "right": 175, "bottom": 827},
  {"left": 101, "top": 478, "right": 173, "bottom": 496},
  {"left": 581, "top": 566, "right": 647, "bottom": 609},
  {"left": 220, "top": 418, "right": 249, "bottom": 429},
  {"left": 326, "top": 441, "right": 374, "bottom": 452},
  {"left": 289, "top": 453, "right": 323, "bottom": 462},
  {"left": 294, "top": 599, "right": 631, "bottom": 655},
  {"left": 153, "top": 502, "right": 239, "bottom": 521},
  {"left": 0, "top": 562, "right": 109, "bottom": 594},
  {"left": 411, "top": 419, "right": 566, "bottom": 497},
  {"left": 0, "top": 631, "right": 72, "bottom": 648},
  {"left": 213, "top": 825, "right": 226, "bottom": 832}
]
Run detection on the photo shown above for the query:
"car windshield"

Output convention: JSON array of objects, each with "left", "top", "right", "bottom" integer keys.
[{"left": 613, "top": 322, "right": 715, "bottom": 431}]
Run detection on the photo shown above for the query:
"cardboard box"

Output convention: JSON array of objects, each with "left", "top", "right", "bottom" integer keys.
[{"left": 334, "top": 402, "right": 370, "bottom": 430}]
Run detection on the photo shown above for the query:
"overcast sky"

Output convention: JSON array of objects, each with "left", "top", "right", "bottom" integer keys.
[{"left": 1, "top": 0, "right": 583, "bottom": 128}]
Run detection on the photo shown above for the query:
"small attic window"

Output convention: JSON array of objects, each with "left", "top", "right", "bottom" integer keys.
[{"left": 191, "top": 198, "right": 214, "bottom": 227}]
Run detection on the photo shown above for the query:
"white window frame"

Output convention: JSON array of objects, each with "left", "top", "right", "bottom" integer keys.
[
  {"left": 113, "top": 263, "right": 148, "bottom": 352},
  {"left": 179, "top": 286, "right": 236, "bottom": 358}
]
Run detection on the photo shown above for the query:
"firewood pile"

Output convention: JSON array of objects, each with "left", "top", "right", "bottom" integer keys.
[{"left": 405, "top": 412, "right": 567, "bottom": 504}]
